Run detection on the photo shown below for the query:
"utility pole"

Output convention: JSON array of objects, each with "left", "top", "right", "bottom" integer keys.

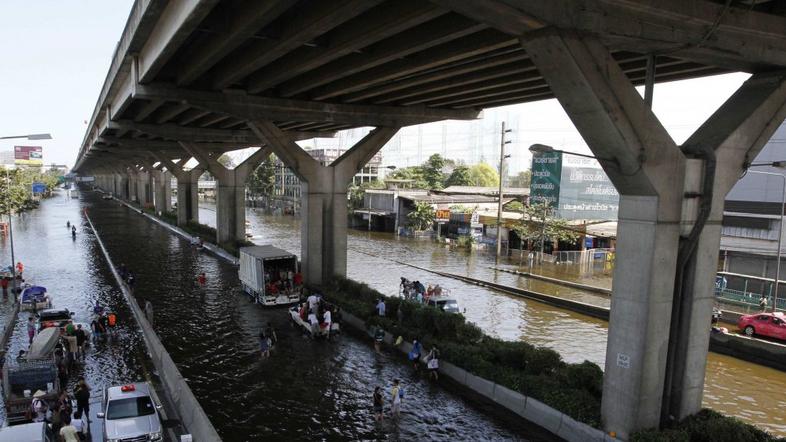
[
  {"left": 539, "top": 204, "right": 548, "bottom": 264},
  {"left": 495, "top": 122, "right": 512, "bottom": 265}
]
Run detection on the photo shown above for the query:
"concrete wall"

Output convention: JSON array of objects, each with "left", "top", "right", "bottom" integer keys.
[
  {"left": 339, "top": 310, "right": 619, "bottom": 442},
  {"left": 85, "top": 212, "right": 222, "bottom": 441}
]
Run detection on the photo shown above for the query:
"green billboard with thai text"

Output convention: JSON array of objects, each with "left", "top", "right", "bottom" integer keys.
[{"left": 529, "top": 151, "right": 562, "bottom": 207}]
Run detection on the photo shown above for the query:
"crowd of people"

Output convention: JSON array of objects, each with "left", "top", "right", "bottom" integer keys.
[
  {"left": 264, "top": 267, "right": 303, "bottom": 297},
  {"left": 399, "top": 277, "right": 444, "bottom": 304},
  {"left": 293, "top": 291, "right": 341, "bottom": 340}
]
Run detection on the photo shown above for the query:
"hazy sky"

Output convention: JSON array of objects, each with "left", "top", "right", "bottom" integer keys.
[{"left": 0, "top": 1, "right": 752, "bottom": 172}]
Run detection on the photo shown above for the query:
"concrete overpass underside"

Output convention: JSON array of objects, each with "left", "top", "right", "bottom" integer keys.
[{"left": 75, "top": 0, "right": 786, "bottom": 439}]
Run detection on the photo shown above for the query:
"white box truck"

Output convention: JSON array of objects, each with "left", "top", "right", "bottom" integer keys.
[{"left": 239, "top": 245, "right": 301, "bottom": 306}]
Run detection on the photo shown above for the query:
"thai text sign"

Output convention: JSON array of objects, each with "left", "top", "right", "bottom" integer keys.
[
  {"left": 529, "top": 151, "right": 562, "bottom": 207},
  {"left": 14, "top": 145, "right": 43, "bottom": 165},
  {"left": 435, "top": 209, "right": 451, "bottom": 222},
  {"left": 557, "top": 156, "right": 619, "bottom": 220}
]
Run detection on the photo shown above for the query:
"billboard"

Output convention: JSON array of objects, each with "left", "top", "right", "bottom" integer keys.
[
  {"left": 529, "top": 151, "right": 562, "bottom": 207},
  {"left": 14, "top": 145, "right": 43, "bottom": 165},
  {"left": 557, "top": 156, "right": 619, "bottom": 220}
]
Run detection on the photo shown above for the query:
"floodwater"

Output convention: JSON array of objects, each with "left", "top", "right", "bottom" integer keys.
[
  {"left": 86, "top": 194, "right": 546, "bottom": 441},
  {"left": 197, "top": 204, "right": 786, "bottom": 437},
  {"left": 0, "top": 191, "right": 161, "bottom": 441}
]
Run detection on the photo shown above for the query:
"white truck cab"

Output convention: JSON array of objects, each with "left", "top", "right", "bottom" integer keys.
[{"left": 98, "top": 382, "right": 163, "bottom": 442}]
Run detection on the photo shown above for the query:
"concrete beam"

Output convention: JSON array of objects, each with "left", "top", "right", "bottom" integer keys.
[
  {"left": 245, "top": 1, "right": 445, "bottom": 93},
  {"left": 137, "top": 0, "right": 219, "bottom": 83},
  {"left": 496, "top": 0, "right": 786, "bottom": 71},
  {"left": 278, "top": 15, "right": 486, "bottom": 98},
  {"left": 211, "top": 0, "right": 383, "bottom": 89},
  {"left": 108, "top": 120, "right": 331, "bottom": 144},
  {"left": 249, "top": 120, "right": 399, "bottom": 285},
  {"left": 665, "top": 71, "right": 786, "bottom": 422},
  {"left": 429, "top": 0, "right": 544, "bottom": 35},
  {"left": 311, "top": 30, "right": 517, "bottom": 100},
  {"left": 175, "top": 0, "right": 296, "bottom": 86},
  {"left": 134, "top": 83, "right": 481, "bottom": 127},
  {"left": 520, "top": 30, "right": 686, "bottom": 438},
  {"left": 180, "top": 143, "right": 270, "bottom": 244}
]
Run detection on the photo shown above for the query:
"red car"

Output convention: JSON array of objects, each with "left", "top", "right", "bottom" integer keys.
[{"left": 738, "top": 312, "right": 786, "bottom": 341}]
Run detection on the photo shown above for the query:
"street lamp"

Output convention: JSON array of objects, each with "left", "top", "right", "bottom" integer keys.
[
  {"left": 747, "top": 163, "right": 786, "bottom": 313},
  {"left": 0, "top": 133, "right": 52, "bottom": 298}
]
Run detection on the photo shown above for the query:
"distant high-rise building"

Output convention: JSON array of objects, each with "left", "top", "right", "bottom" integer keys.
[{"left": 0, "top": 150, "right": 14, "bottom": 166}]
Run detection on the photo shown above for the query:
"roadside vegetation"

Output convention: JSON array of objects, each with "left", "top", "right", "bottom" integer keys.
[
  {"left": 0, "top": 168, "right": 61, "bottom": 214},
  {"left": 631, "top": 409, "right": 785, "bottom": 442},
  {"left": 321, "top": 276, "right": 603, "bottom": 427}
]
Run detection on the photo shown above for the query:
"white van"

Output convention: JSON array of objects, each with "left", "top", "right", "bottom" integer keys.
[{"left": 0, "top": 423, "right": 55, "bottom": 442}]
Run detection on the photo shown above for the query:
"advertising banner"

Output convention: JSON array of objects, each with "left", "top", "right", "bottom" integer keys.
[
  {"left": 557, "top": 156, "right": 619, "bottom": 220},
  {"left": 529, "top": 151, "right": 562, "bottom": 207},
  {"left": 14, "top": 145, "right": 43, "bottom": 165}
]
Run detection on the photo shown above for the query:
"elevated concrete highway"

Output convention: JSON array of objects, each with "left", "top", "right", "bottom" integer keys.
[{"left": 75, "top": 1, "right": 786, "bottom": 439}]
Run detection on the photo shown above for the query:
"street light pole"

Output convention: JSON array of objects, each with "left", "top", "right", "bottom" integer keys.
[
  {"left": 495, "top": 122, "right": 512, "bottom": 265},
  {"left": 748, "top": 170, "right": 786, "bottom": 312}
]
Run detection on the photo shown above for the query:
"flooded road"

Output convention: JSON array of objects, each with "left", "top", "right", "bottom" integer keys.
[
  {"left": 197, "top": 204, "right": 786, "bottom": 437},
  {"left": 0, "top": 191, "right": 160, "bottom": 440},
  {"left": 88, "top": 195, "right": 544, "bottom": 441}
]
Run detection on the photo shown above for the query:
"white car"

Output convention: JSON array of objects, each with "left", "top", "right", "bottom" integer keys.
[{"left": 98, "top": 382, "right": 163, "bottom": 442}]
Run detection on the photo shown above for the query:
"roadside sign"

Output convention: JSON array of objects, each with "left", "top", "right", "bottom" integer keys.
[
  {"left": 31, "top": 182, "right": 47, "bottom": 194},
  {"left": 435, "top": 209, "right": 450, "bottom": 222},
  {"left": 530, "top": 151, "right": 562, "bottom": 207}
]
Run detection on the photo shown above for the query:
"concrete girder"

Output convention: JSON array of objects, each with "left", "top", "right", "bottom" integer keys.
[
  {"left": 245, "top": 1, "right": 446, "bottom": 94},
  {"left": 156, "top": 103, "right": 191, "bottom": 124},
  {"left": 310, "top": 30, "right": 517, "bottom": 101},
  {"left": 278, "top": 15, "right": 487, "bottom": 98},
  {"left": 133, "top": 83, "right": 481, "bottom": 127},
  {"left": 137, "top": 0, "right": 219, "bottom": 83},
  {"left": 134, "top": 99, "right": 165, "bottom": 122},
  {"left": 521, "top": 30, "right": 685, "bottom": 438},
  {"left": 153, "top": 153, "right": 204, "bottom": 226},
  {"left": 211, "top": 0, "right": 383, "bottom": 90},
  {"left": 179, "top": 143, "right": 270, "bottom": 244},
  {"left": 175, "top": 0, "right": 297, "bottom": 86},
  {"left": 664, "top": 71, "right": 786, "bottom": 422},
  {"left": 521, "top": 28, "right": 786, "bottom": 438},
  {"left": 107, "top": 120, "right": 332, "bottom": 145},
  {"left": 249, "top": 120, "right": 399, "bottom": 285},
  {"left": 441, "top": 0, "right": 786, "bottom": 71}
]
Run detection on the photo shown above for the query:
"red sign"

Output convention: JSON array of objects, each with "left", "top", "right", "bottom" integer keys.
[{"left": 14, "top": 146, "right": 43, "bottom": 165}]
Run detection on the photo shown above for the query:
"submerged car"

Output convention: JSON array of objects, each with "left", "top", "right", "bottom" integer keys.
[
  {"left": 36, "top": 308, "right": 74, "bottom": 332},
  {"left": 737, "top": 312, "right": 786, "bottom": 341},
  {"left": 98, "top": 382, "right": 163, "bottom": 442},
  {"left": 426, "top": 297, "right": 462, "bottom": 314}
]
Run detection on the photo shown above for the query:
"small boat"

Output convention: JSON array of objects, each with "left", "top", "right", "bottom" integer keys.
[
  {"left": 288, "top": 306, "right": 339, "bottom": 338},
  {"left": 20, "top": 285, "right": 51, "bottom": 311},
  {"left": 26, "top": 327, "right": 59, "bottom": 360}
]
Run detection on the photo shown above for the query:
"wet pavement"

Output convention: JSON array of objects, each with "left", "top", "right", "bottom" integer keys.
[
  {"left": 88, "top": 194, "right": 546, "bottom": 441},
  {"left": 0, "top": 191, "right": 171, "bottom": 440},
  {"left": 196, "top": 204, "right": 786, "bottom": 437}
]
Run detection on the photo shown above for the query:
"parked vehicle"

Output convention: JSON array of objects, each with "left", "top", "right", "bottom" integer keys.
[
  {"left": 426, "top": 296, "right": 462, "bottom": 314},
  {"left": 98, "top": 382, "right": 163, "bottom": 442},
  {"left": 36, "top": 308, "right": 74, "bottom": 332},
  {"left": 1, "top": 360, "right": 60, "bottom": 425},
  {"left": 20, "top": 285, "right": 51, "bottom": 311},
  {"left": 239, "top": 245, "right": 301, "bottom": 306},
  {"left": 737, "top": 312, "right": 786, "bottom": 341},
  {"left": 0, "top": 422, "right": 55, "bottom": 441}
]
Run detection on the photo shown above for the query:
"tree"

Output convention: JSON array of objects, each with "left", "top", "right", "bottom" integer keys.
[
  {"left": 247, "top": 154, "right": 276, "bottom": 197},
  {"left": 504, "top": 201, "right": 525, "bottom": 212},
  {"left": 509, "top": 170, "right": 532, "bottom": 188},
  {"left": 467, "top": 163, "right": 499, "bottom": 187},
  {"left": 445, "top": 165, "right": 473, "bottom": 187},
  {"left": 511, "top": 202, "right": 580, "bottom": 263},
  {"left": 407, "top": 202, "right": 435, "bottom": 231},
  {"left": 387, "top": 166, "right": 428, "bottom": 189},
  {"left": 348, "top": 181, "right": 385, "bottom": 211},
  {"left": 422, "top": 153, "right": 446, "bottom": 189},
  {"left": 218, "top": 154, "right": 235, "bottom": 168}
]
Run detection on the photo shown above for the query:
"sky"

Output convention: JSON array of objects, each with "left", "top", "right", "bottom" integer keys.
[{"left": 0, "top": 1, "right": 752, "bottom": 173}]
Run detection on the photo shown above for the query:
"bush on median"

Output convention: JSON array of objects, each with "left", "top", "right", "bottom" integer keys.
[
  {"left": 320, "top": 276, "right": 603, "bottom": 427},
  {"left": 631, "top": 409, "right": 785, "bottom": 442}
]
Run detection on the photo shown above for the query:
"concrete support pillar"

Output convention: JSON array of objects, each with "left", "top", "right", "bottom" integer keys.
[
  {"left": 153, "top": 169, "right": 172, "bottom": 213},
  {"left": 154, "top": 155, "right": 203, "bottom": 226},
  {"left": 136, "top": 169, "right": 149, "bottom": 206},
  {"left": 249, "top": 121, "right": 399, "bottom": 285},
  {"left": 180, "top": 144, "right": 270, "bottom": 245},
  {"left": 522, "top": 29, "right": 786, "bottom": 438}
]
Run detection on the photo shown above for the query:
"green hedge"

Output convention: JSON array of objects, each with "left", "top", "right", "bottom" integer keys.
[
  {"left": 155, "top": 212, "right": 253, "bottom": 256},
  {"left": 632, "top": 409, "right": 785, "bottom": 442},
  {"left": 320, "top": 276, "right": 603, "bottom": 427}
]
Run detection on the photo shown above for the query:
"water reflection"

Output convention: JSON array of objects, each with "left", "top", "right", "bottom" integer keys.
[
  {"left": 197, "top": 204, "right": 786, "bottom": 437},
  {"left": 91, "top": 197, "right": 541, "bottom": 441}
]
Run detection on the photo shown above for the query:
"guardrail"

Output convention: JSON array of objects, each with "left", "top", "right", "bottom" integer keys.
[{"left": 85, "top": 211, "right": 222, "bottom": 441}]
